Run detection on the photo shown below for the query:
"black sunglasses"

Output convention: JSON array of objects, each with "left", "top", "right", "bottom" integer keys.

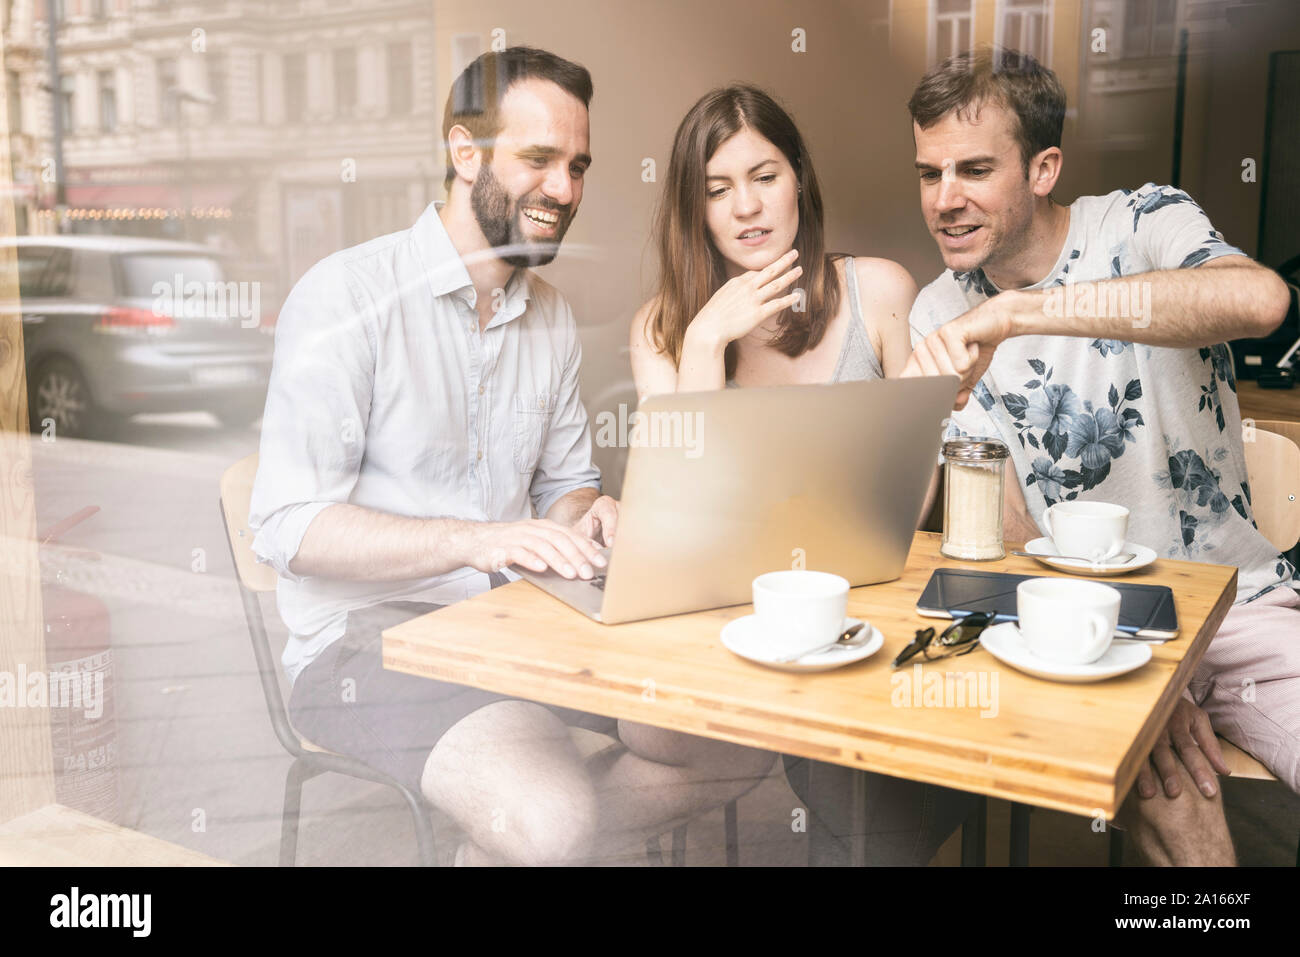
[{"left": 890, "top": 611, "right": 996, "bottom": 669}]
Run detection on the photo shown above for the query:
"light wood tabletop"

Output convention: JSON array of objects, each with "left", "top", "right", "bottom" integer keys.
[{"left": 384, "top": 532, "right": 1237, "bottom": 820}]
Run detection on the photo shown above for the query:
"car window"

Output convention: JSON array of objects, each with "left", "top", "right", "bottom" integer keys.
[
  {"left": 72, "top": 250, "right": 117, "bottom": 301},
  {"left": 118, "top": 253, "right": 226, "bottom": 299},
  {"left": 16, "top": 246, "right": 73, "bottom": 298},
  {"left": 14, "top": 247, "right": 50, "bottom": 297}
]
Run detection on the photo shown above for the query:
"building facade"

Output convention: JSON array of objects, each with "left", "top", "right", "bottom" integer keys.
[{"left": 4, "top": 0, "right": 440, "bottom": 300}]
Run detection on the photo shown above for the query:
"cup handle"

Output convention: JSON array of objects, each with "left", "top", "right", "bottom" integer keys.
[
  {"left": 1082, "top": 612, "right": 1113, "bottom": 661},
  {"left": 1043, "top": 504, "right": 1057, "bottom": 544}
]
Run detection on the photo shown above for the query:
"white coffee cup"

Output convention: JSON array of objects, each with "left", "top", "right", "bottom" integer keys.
[
  {"left": 1016, "top": 577, "right": 1121, "bottom": 664},
  {"left": 751, "top": 570, "right": 849, "bottom": 659},
  {"left": 1043, "top": 501, "right": 1130, "bottom": 562}
]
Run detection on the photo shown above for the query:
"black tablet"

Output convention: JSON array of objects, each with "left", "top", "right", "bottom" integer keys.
[{"left": 915, "top": 568, "right": 1179, "bottom": 639}]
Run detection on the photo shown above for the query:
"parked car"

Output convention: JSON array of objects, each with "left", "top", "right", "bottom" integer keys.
[{"left": 6, "top": 235, "right": 274, "bottom": 439}]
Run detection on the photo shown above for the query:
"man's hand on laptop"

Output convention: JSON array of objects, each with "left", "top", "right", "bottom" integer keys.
[
  {"left": 463, "top": 518, "right": 609, "bottom": 580},
  {"left": 903, "top": 296, "right": 1015, "bottom": 410},
  {"left": 571, "top": 494, "right": 619, "bottom": 549}
]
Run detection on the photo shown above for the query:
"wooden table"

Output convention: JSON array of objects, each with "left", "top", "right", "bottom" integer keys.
[
  {"left": 1238, "top": 380, "right": 1300, "bottom": 423},
  {"left": 386, "top": 533, "right": 1236, "bottom": 830}
]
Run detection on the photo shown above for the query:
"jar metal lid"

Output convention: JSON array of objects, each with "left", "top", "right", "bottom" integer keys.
[{"left": 943, "top": 438, "right": 1010, "bottom": 461}]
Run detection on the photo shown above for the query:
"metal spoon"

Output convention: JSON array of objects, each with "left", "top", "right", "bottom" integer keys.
[
  {"left": 774, "top": 622, "right": 868, "bottom": 663},
  {"left": 1013, "top": 549, "right": 1136, "bottom": 565}
]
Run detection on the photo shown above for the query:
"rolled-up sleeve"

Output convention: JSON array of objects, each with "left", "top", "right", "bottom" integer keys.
[
  {"left": 530, "top": 304, "right": 601, "bottom": 517},
  {"left": 249, "top": 260, "right": 377, "bottom": 581}
]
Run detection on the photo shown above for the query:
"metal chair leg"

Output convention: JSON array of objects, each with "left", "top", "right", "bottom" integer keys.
[
  {"left": 280, "top": 758, "right": 316, "bottom": 867},
  {"left": 724, "top": 800, "right": 739, "bottom": 867},
  {"left": 671, "top": 824, "right": 687, "bottom": 866},
  {"left": 960, "top": 796, "right": 987, "bottom": 867},
  {"left": 395, "top": 783, "right": 438, "bottom": 867},
  {"left": 1010, "top": 802, "right": 1031, "bottom": 866}
]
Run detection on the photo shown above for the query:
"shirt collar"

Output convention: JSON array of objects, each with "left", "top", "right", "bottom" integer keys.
[{"left": 413, "top": 201, "right": 532, "bottom": 317}]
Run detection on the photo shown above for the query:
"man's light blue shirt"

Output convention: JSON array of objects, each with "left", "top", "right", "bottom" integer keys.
[{"left": 250, "top": 202, "right": 600, "bottom": 682}]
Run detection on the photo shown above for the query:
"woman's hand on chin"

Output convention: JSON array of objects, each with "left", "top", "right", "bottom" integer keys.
[{"left": 690, "top": 248, "right": 804, "bottom": 346}]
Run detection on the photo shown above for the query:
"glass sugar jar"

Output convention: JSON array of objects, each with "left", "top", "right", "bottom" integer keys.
[{"left": 941, "top": 438, "right": 1010, "bottom": 561}]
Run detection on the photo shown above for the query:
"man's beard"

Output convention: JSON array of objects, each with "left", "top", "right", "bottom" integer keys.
[{"left": 470, "top": 163, "right": 572, "bottom": 268}]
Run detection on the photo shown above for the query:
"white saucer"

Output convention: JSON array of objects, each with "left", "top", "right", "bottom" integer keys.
[
  {"left": 720, "top": 616, "right": 883, "bottom": 673},
  {"left": 979, "top": 621, "right": 1152, "bottom": 683},
  {"left": 1024, "top": 537, "right": 1157, "bottom": 576}
]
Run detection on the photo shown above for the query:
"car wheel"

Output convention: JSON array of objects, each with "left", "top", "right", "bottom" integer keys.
[{"left": 29, "top": 358, "right": 102, "bottom": 439}]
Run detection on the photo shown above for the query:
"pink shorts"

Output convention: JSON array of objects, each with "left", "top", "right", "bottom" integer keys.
[{"left": 1187, "top": 585, "right": 1300, "bottom": 793}]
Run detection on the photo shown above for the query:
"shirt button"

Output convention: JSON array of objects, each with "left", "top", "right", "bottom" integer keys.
[
  {"left": 478, "top": 385, "right": 485, "bottom": 395},
  {"left": 477, "top": 451, "right": 483, "bottom": 461},
  {"left": 538, "top": 398, "right": 545, "bottom": 409}
]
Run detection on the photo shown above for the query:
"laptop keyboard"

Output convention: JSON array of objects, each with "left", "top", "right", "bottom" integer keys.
[{"left": 589, "top": 575, "right": 607, "bottom": 591}]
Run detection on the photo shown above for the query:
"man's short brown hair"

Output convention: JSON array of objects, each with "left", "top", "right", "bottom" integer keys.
[
  {"left": 442, "top": 46, "right": 593, "bottom": 188},
  {"left": 908, "top": 46, "right": 1065, "bottom": 175}
]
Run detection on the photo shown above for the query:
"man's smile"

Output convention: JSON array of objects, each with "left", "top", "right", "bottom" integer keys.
[{"left": 522, "top": 205, "right": 561, "bottom": 230}]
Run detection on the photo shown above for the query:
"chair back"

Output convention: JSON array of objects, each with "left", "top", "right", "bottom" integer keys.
[
  {"left": 219, "top": 453, "right": 303, "bottom": 757},
  {"left": 220, "top": 454, "right": 279, "bottom": 593},
  {"left": 1242, "top": 423, "right": 1300, "bottom": 552},
  {"left": 1253, "top": 419, "right": 1300, "bottom": 453}
]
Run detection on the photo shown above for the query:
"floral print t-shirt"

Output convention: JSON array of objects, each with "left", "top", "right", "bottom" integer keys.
[{"left": 910, "top": 183, "right": 1297, "bottom": 604}]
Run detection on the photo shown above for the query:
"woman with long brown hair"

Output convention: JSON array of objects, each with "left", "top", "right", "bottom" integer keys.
[
  {"left": 631, "top": 84, "right": 915, "bottom": 397},
  {"left": 631, "top": 86, "right": 976, "bottom": 865}
]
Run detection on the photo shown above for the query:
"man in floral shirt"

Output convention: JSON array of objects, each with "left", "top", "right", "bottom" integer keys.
[{"left": 905, "top": 48, "right": 1297, "bottom": 864}]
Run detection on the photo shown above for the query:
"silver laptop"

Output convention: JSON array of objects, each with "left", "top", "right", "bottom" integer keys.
[{"left": 517, "top": 375, "right": 959, "bottom": 623}]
